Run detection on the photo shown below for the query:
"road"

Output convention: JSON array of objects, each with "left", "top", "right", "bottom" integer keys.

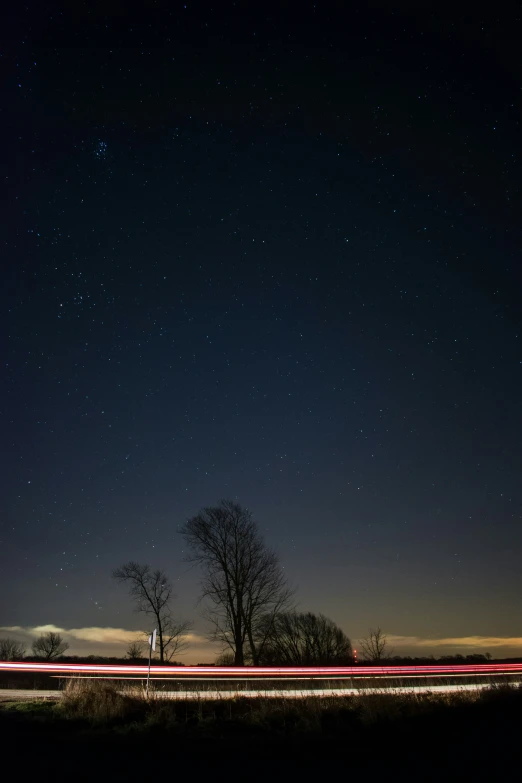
[
  {"left": 0, "top": 689, "right": 61, "bottom": 701},
  {"left": 2, "top": 662, "right": 520, "bottom": 701}
]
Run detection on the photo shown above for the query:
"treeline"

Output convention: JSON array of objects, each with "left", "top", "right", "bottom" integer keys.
[{"left": 357, "top": 654, "right": 499, "bottom": 665}]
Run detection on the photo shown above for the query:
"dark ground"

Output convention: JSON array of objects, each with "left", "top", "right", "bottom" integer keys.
[{"left": 1, "top": 689, "right": 520, "bottom": 780}]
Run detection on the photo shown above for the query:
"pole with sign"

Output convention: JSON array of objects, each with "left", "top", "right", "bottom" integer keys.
[{"left": 146, "top": 629, "right": 157, "bottom": 697}]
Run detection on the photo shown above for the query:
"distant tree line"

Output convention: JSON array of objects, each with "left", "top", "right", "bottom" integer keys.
[{"left": 0, "top": 641, "right": 504, "bottom": 667}]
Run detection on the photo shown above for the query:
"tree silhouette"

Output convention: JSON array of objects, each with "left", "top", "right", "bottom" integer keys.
[
  {"left": 126, "top": 640, "right": 145, "bottom": 660},
  {"left": 113, "top": 561, "right": 191, "bottom": 662},
  {"left": 0, "top": 637, "right": 26, "bottom": 661},
  {"left": 32, "top": 632, "right": 69, "bottom": 660},
  {"left": 257, "top": 611, "right": 353, "bottom": 665},
  {"left": 359, "top": 627, "right": 391, "bottom": 661},
  {"left": 181, "top": 499, "right": 293, "bottom": 665}
]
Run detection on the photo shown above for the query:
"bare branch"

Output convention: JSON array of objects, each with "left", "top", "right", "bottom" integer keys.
[
  {"left": 181, "top": 499, "right": 294, "bottom": 665},
  {"left": 256, "top": 612, "right": 353, "bottom": 665},
  {"left": 0, "top": 637, "right": 26, "bottom": 661},
  {"left": 359, "top": 627, "right": 392, "bottom": 662},
  {"left": 113, "top": 561, "right": 192, "bottom": 663},
  {"left": 32, "top": 632, "right": 69, "bottom": 660},
  {"left": 158, "top": 618, "right": 193, "bottom": 661},
  {"left": 126, "top": 640, "right": 145, "bottom": 660}
]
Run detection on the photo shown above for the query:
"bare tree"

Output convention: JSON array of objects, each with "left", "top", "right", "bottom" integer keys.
[
  {"left": 181, "top": 499, "right": 294, "bottom": 665},
  {"left": 154, "top": 619, "right": 193, "bottom": 662},
  {"left": 112, "top": 562, "right": 192, "bottom": 663},
  {"left": 359, "top": 627, "right": 391, "bottom": 662},
  {"left": 32, "top": 632, "right": 69, "bottom": 660},
  {"left": 126, "top": 640, "right": 145, "bottom": 660},
  {"left": 0, "top": 637, "right": 26, "bottom": 661},
  {"left": 257, "top": 611, "right": 353, "bottom": 665}
]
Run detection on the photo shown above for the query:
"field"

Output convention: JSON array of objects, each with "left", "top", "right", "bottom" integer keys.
[{"left": 1, "top": 679, "right": 521, "bottom": 780}]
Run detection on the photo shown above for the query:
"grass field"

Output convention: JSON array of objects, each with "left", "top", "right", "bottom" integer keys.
[{"left": 1, "top": 680, "right": 521, "bottom": 780}]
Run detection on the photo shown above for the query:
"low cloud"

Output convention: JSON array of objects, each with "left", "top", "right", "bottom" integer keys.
[
  {"left": 5, "top": 626, "right": 520, "bottom": 661},
  {"left": 1, "top": 624, "right": 140, "bottom": 644},
  {"left": 361, "top": 634, "right": 522, "bottom": 655},
  {"left": 0, "top": 624, "right": 209, "bottom": 655}
]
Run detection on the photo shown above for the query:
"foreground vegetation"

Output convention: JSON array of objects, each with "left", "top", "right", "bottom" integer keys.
[
  {"left": 2, "top": 681, "right": 521, "bottom": 778},
  {"left": 1, "top": 678, "right": 521, "bottom": 734}
]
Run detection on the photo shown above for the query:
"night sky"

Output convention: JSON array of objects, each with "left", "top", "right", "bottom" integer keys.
[{"left": 2, "top": 2, "right": 521, "bottom": 661}]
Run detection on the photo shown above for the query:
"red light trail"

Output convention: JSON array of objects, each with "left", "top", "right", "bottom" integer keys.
[{"left": 1, "top": 662, "right": 522, "bottom": 677}]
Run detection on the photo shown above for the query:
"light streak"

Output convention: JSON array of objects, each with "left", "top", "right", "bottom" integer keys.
[
  {"left": 1, "top": 662, "right": 522, "bottom": 676},
  {"left": 50, "top": 671, "right": 522, "bottom": 681}
]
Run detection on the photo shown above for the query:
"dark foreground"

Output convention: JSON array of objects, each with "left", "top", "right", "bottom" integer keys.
[{"left": 1, "top": 686, "right": 520, "bottom": 780}]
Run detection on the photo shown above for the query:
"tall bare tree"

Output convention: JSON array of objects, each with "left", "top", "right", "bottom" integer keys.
[
  {"left": 112, "top": 562, "right": 192, "bottom": 663},
  {"left": 0, "top": 637, "right": 26, "bottom": 661},
  {"left": 257, "top": 611, "right": 353, "bottom": 665},
  {"left": 359, "top": 627, "right": 391, "bottom": 662},
  {"left": 32, "top": 632, "right": 69, "bottom": 660},
  {"left": 181, "top": 499, "right": 294, "bottom": 665}
]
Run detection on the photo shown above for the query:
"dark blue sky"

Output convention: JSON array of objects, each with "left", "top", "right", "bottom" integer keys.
[{"left": 2, "top": 1, "right": 521, "bottom": 660}]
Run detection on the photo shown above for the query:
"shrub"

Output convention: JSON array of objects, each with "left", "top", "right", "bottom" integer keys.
[{"left": 61, "top": 679, "right": 142, "bottom": 723}]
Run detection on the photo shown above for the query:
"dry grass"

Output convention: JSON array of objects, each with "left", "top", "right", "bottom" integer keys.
[
  {"left": 56, "top": 677, "right": 522, "bottom": 736},
  {"left": 61, "top": 679, "right": 146, "bottom": 722}
]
